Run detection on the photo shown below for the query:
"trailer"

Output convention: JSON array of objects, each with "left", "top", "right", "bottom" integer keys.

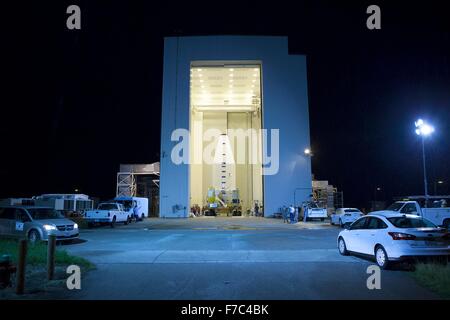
[
  {"left": 113, "top": 196, "right": 149, "bottom": 220},
  {"left": 33, "top": 194, "right": 94, "bottom": 217}
]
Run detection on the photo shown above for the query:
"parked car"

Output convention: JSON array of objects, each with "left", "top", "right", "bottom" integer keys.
[
  {"left": 337, "top": 213, "right": 450, "bottom": 269},
  {"left": 330, "top": 208, "right": 363, "bottom": 227},
  {"left": 84, "top": 202, "right": 130, "bottom": 227},
  {"left": 300, "top": 201, "right": 328, "bottom": 221},
  {"left": 0, "top": 206, "right": 79, "bottom": 243}
]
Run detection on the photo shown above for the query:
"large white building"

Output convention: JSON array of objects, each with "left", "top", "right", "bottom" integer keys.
[{"left": 159, "top": 36, "right": 312, "bottom": 218}]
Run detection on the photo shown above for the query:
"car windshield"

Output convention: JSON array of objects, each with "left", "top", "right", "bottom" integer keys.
[
  {"left": 98, "top": 203, "right": 117, "bottom": 210},
  {"left": 308, "top": 202, "right": 319, "bottom": 208},
  {"left": 386, "top": 203, "right": 404, "bottom": 211},
  {"left": 387, "top": 217, "right": 437, "bottom": 228},
  {"left": 116, "top": 200, "right": 133, "bottom": 210},
  {"left": 27, "top": 208, "right": 63, "bottom": 220}
]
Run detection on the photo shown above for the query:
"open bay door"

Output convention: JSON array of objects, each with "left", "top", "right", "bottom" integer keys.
[{"left": 189, "top": 63, "right": 264, "bottom": 217}]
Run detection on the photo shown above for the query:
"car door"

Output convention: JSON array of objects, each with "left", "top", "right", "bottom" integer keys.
[
  {"left": 360, "top": 217, "right": 389, "bottom": 255},
  {"left": 13, "top": 209, "right": 32, "bottom": 238},
  {"left": 332, "top": 209, "right": 340, "bottom": 224},
  {"left": 0, "top": 208, "right": 9, "bottom": 235},
  {"left": 0, "top": 208, "right": 17, "bottom": 236},
  {"left": 400, "top": 203, "right": 419, "bottom": 215},
  {"left": 116, "top": 204, "right": 125, "bottom": 221},
  {"left": 346, "top": 217, "right": 369, "bottom": 252}
]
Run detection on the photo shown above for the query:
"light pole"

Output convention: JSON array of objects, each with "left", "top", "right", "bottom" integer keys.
[
  {"left": 302, "top": 147, "right": 313, "bottom": 203},
  {"left": 434, "top": 180, "right": 444, "bottom": 195},
  {"left": 374, "top": 187, "right": 382, "bottom": 201},
  {"left": 415, "top": 119, "right": 434, "bottom": 203}
]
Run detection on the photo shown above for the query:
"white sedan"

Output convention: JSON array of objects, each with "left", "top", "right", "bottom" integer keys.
[
  {"left": 337, "top": 213, "right": 450, "bottom": 269},
  {"left": 330, "top": 208, "right": 363, "bottom": 227}
]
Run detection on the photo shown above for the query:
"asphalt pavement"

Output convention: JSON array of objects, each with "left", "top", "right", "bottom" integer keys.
[{"left": 61, "top": 217, "right": 438, "bottom": 300}]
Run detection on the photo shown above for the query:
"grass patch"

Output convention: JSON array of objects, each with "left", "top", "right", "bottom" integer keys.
[
  {"left": 411, "top": 262, "right": 450, "bottom": 299},
  {"left": 0, "top": 239, "right": 94, "bottom": 270}
]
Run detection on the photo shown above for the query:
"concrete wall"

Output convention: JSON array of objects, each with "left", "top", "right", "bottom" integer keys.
[{"left": 160, "top": 36, "right": 311, "bottom": 217}]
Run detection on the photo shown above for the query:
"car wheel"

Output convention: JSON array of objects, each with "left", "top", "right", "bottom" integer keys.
[
  {"left": 338, "top": 237, "right": 349, "bottom": 256},
  {"left": 124, "top": 216, "right": 129, "bottom": 225},
  {"left": 28, "top": 230, "right": 41, "bottom": 244},
  {"left": 375, "top": 245, "right": 390, "bottom": 269},
  {"left": 141, "top": 214, "right": 145, "bottom": 221},
  {"left": 339, "top": 219, "right": 344, "bottom": 228},
  {"left": 110, "top": 216, "right": 116, "bottom": 228}
]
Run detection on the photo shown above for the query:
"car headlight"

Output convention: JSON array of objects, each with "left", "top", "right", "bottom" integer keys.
[
  {"left": 43, "top": 224, "right": 57, "bottom": 231},
  {"left": 74, "top": 223, "right": 79, "bottom": 229}
]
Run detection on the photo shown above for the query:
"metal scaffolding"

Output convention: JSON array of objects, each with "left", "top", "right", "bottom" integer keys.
[{"left": 116, "top": 163, "right": 160, "bottom": 197}]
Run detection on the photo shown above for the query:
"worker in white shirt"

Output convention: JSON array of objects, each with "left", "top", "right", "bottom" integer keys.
[{"left": 289, "top": 205, "right": 295, "bottom": 224}]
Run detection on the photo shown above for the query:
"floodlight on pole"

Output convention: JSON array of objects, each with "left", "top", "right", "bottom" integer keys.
[{"left": 414, "top": 119, "right": 434, "bottom": 202}]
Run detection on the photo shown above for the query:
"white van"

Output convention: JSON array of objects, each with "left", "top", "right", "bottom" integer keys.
[{"left": 114, "top": 196, "right": 149, "bottom": 221}]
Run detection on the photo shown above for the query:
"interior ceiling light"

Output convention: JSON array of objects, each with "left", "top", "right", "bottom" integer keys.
[{"left": 194, "top": 105, "right": 257, "bottom": 112}]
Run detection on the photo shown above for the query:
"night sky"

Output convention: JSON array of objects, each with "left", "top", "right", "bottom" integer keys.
[{"left": 3, "top": 1, "right": 450, "bottom": 209}]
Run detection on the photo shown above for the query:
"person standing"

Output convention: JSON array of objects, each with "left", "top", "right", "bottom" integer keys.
[
  {"left": 254, "top": 202, "right": 260, "bottom": 217},
  {"left": 289, "top": 205, "right": 295, "bottom": 224},
  {"left": 282, "top": 206, "right": 288, "bottom": 223},
  {"left": 133, "top": 202, "right": 141, "bottom": 221}
]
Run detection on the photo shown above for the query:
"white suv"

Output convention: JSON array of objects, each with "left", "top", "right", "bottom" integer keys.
[{"left": 330, "top": 208, "right": 363, "bottom": 227}]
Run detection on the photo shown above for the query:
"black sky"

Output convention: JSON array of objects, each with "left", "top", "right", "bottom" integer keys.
[{"left": 3, "top": 1, "right": 450, "bottom": 209}]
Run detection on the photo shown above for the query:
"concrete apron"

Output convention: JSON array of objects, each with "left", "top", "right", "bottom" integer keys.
[{"left": 71, "top": 249, "right": 358, "bottom": 264}]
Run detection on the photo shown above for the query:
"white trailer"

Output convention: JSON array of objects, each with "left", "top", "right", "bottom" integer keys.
[
  {"left": 33, "top": 194, "right": 93, "bottom": 216},
  {"left": 113, "top": 196, "right": 149, "bottom": 220}
]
